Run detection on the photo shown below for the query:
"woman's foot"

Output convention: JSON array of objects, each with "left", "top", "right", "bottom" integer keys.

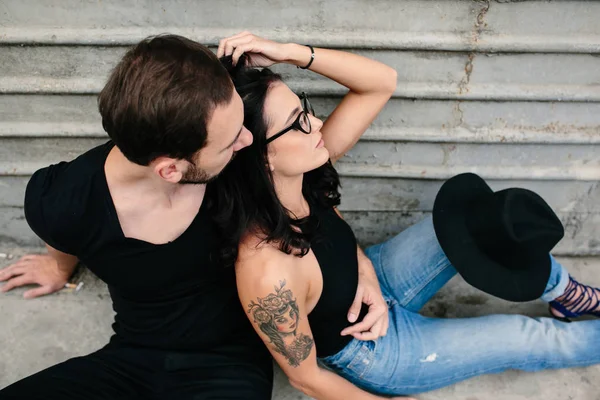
[{"left": 549, "top": 276, "right": 600, "bottom": 322}]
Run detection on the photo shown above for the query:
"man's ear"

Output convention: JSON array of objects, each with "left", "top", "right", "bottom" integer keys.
[{"left": 152, "top": 157, "right": 186, "bottom": 183}]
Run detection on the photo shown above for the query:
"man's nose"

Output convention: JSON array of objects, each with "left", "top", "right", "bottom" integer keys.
[{"left": 233, "top": 128, "right": 253, "bottom": 151}]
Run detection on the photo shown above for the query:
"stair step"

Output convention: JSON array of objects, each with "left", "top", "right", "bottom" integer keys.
[
  {"left": 3, "top": 46, "right": 600, "bottom": 101},
  {"left": 2, "top": 0, "right": 600, "bottom": 54}
]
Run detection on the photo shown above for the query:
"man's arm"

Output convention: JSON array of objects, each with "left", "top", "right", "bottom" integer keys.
[
  {"left": 357, "top": 246, "right": 379, "bottom": 283},
  {"left": 0, "top": 244, "right": 78, "bottom": 298},
  {"left": 3, "top": 163, "right": 82, "bottom": 298}
]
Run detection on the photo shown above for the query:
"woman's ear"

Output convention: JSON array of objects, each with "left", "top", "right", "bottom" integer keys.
[{"left": 266, "top": 151, "right": 276, "bottom": 172}]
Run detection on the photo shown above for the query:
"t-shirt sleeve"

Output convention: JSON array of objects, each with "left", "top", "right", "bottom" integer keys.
[{"left": 24, "top": 163, "right": 83, "bottom": 256}]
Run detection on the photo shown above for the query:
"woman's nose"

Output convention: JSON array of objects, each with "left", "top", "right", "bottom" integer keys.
[{"left": 310, "top": 114, "right": 323, "bottom": 132}]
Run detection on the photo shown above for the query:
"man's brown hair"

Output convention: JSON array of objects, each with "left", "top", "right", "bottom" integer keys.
[{"left": 98, "top": 34, "right": 234, "bottom": 165}]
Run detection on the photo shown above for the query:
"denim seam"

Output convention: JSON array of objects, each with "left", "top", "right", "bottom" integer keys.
[
  {"left": 370, "top": 355, "right": 600, "bottom": 392},
  {"left": 398, "top": 257, "right": 448, "bottom": 309},
  {"left": 373, "top": 245, "right": 396, "bottom": 306}
]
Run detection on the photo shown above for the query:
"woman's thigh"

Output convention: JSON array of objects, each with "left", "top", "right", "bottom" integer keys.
[
  {"left": 326, "top": 305, "right": 600, "bottom": 396},
  {"left": 365, "top": 216, "right": 457, "bottom": 312}
]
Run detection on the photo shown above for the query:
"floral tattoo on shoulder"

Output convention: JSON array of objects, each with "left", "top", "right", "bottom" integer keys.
[{"left": 248, "top": 280, "right": 314, "bottom": 367}]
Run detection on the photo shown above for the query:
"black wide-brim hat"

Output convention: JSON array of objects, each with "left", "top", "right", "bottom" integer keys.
[{"left": 432, "top": 173, "right": 564, "bottom": 302}]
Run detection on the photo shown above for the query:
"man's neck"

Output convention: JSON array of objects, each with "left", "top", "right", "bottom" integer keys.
[
  {"left": 105, "top": 146, "right": 205, "bottom": 208},
  {"left": 103, "top": 146, "right": 206, "bottom": 244}
]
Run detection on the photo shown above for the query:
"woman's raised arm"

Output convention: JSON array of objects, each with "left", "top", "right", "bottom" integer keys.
[
  {"left": 284, "top": 44, "right": 397, "bottom": 163},
  {"left": 217, "top": 32, "right": 397, "bottom": 163}
]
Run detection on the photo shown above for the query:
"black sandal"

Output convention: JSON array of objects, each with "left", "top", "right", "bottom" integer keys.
[{"left": 549, "top": 276, "right": 600, "bottom": 322}]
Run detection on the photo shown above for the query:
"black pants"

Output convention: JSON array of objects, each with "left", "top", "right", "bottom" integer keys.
[{"left": 0, "top": 342, "right": 273, "bottom": 400}]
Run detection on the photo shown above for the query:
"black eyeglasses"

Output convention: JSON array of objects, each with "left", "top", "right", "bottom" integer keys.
[{"left": 265, "top": 92, "right": 315, "bottom": 144}]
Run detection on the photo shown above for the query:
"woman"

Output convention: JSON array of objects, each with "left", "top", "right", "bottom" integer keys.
[{"left": 212, "top": 33, "right": 600, "bottom": 399}]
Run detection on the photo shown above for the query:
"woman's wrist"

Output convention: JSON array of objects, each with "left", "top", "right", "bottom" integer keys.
[{"left": 283, "top": 43, "right": 314, "bottom": 68}]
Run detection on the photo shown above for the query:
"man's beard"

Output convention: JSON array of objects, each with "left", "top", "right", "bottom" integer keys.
[
  {"left": 179, "top": 163, "right": 214, "bottom": 185},
  {"left": 179, "top": 153, "right": 237, "bottom": 185}
]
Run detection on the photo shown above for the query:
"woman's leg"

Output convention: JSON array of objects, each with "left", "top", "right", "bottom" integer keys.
[
  {"left": 327, "top": 305, "right": 600, "bottom": 396},
  {"left": 364, "top": 216, "right": 457, "bottom": 312},
  {"left": 366, "top": 216, "right": 571, "bottom": 311},
  {"left": 323, "top": 218, "right": 600, "bottom": 395}
]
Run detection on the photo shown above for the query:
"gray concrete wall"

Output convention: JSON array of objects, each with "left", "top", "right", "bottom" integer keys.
[{"left": 1, "top": 0, "right": 599, "bottom": 254}]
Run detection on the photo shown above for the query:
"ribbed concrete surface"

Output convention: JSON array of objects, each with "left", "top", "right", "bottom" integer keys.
[
  {"left": 3, "top": 46, "right": 600, "bottom": 101},
  {"left": 1, "top": 0, "right": 598, "bottom": 255},
  {"left": 2, "top": 248, "right": 600, "bottom": 399},
  {"left": 2, "top": 0, "right": 600, "bottom": 53}
]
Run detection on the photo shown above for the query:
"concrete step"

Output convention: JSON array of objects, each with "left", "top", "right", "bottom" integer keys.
[
  {"left": 2, "top": 137, "right": 599, "bottom": 180},
  {"left": 3, "top": 175, "right": 598, "bottom": 213},
  {"left": 4, "top": 45, "right": 600, "bottom": 101},
  {"left": 2, "top": 0, "right": 600, "bottom": 54},
  {"left": 3, "top": 96, "right": 600, "bottom": 145},
  {"left": 1, "top": 248, "right": 600, "bottom": 399},
  {"left": 1, "top": 206, "right": 597, "bottom": 255}
]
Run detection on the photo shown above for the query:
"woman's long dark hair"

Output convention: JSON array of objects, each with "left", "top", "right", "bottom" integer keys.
[{"left": 210, "top": 55, "right": 341, "bottom": 267}]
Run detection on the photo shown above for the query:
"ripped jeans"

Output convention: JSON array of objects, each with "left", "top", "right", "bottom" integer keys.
[{"left": 319, "top": 216, "right": 600, "bottom": 396}]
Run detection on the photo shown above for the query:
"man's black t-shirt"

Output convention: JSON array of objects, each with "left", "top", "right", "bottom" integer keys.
[{"left": 24, "top": 141, "right": 260, "bottom": 352}]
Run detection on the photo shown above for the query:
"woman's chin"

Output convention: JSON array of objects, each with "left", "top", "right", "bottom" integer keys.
[
  {"left": 316, "top": 148, "right": 331, "bottom": 164},
  {"left": 317, "top": 146, "right": 330, "bottom": 158},
  {"left": 303, "top": 151, "right": 331, "bottom": 173}
]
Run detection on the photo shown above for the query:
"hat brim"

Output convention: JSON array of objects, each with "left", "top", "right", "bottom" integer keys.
[{"left": 432, "top": 173, "right": 551, "bottom": 302}]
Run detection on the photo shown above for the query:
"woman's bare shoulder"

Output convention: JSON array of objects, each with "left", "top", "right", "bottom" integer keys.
[
  {"left": 238, "top": 231, "right": 289, "bottom": 266},
  {"left": 236, "top": 231, "right": 302, "bottom": 287}
]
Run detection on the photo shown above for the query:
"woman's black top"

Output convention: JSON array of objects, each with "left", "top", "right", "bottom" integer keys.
[{"left": 307, "top": 203, "right": 369, "bottom": 357}]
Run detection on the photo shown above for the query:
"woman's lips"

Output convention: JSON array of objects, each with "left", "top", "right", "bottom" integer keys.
[{"left": 316, "top": 138, "right": 324, "bottom": 148}]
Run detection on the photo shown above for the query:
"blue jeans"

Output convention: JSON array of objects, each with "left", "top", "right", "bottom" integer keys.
[{"left": 320, "top": 216, "right": 600, "bottom": 396}]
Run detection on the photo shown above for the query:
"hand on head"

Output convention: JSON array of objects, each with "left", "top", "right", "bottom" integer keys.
[{"left": 217, "top": 31, "right": 289, "bottom": 68}]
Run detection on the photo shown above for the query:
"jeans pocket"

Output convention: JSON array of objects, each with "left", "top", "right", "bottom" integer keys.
[{"left": 346, "top": 340, "right": 377, "bottom": 378}]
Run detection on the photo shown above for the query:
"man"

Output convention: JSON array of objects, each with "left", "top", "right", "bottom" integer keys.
[{"left": 0, "top": 34, "right": 269, "bottom": 399}]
